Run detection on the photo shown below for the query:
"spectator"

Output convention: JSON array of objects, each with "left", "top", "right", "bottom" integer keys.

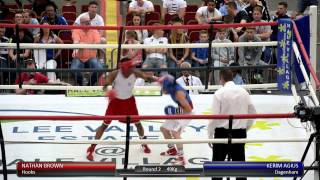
[
  {"left": 243, "top": 0, "right": 269, "bottom": 22},
  {"left": 15, "top": 59, "right": 49, "bottom": 95},
  {"left": 271, "top": 2, "right": 290, "bottom": 41},
  {"left": 127, "top": 14, "right": 149, "bottom": 43},
  {"left": 71, "top": 15, "right": 103, "bottom": 86},
  {"left": 128, "top": 0, "right": 154, "bottom": 16},
  {"left": 225, "top": 1, "right": 249, "bottom": 35},
  {"left": 162, "top": 0, "right": 187, "bottom": 20},
  {"left": 5, "top": 12, "right": 34, "bottom": 40},
  {"left": 210, "top": 28, "right": 235, "bottom": 85},
  {"left": 32, "top": 0, "right": 53, "bottom": 17},
  {"left": 294, "top": 0, "right": 318, "bottom": 17},
  {"left": 122, "top": 30, "right": 142, "bottom": 66},
  {"left": 190, "top": 30, "right": 208, "bottom": 78},
  {"left": 176, "top": 62, "right": 203, "bottom": 95},
  {"left": 168, "top": 17, "right": 190, "bottom": 69},
  {"left": 42, "top": 2, "right": 68, "bottom": 34},
  {"left": 222, "top": 14, "right": 238, "bottom": 42},
  {"left": 0, "top": 0, "right": 9, "bottom": 20},
  {"left": 34, "top": 20, "right": 63, "bottom": 82},
  {"left": 195, "top": 0, "right": 222, "bottom": 24},
  {"left": 75, "top": 1, "right": 104, "bottom": 28},
  {"left": 252, "top": 6, "right": 271, "bottom": 41},
  {"left": 23, "top": 10, "right": 40, "bottom": 38},
  {"left": 208, "top": 69, "right": 256, "bottom": 180},
  {"left": 142, "top": 23, "right": 168, "bottom": 69},
  {"left": 219, "top": 0, "right": 243, "bottom": 16},
  {"left": 0, "top": 28, "right": 9, "bottom": 84},
  {"left": 230, "top": 62, "right": 245, "bottom": 85}
]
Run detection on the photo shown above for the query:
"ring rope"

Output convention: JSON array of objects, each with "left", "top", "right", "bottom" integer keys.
[
  {"left": 3, "top": 138, "right": 311, "bottom": 145},
  {"left": 0, "top": 41, "right": 278, "bottom": 49}
]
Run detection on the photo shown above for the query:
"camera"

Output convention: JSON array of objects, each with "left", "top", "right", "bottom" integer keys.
[{"left": 294, "top": 103, "right": 320, "bottom": 128}]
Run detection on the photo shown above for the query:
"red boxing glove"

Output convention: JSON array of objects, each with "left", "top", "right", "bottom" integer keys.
[{"left": 105, "top": 89, "right": 117, "bottom": 101}]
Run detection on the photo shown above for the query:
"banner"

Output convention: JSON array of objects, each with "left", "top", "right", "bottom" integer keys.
[{"left": 277, "top": 19, "right": 293, "bottom": 94}]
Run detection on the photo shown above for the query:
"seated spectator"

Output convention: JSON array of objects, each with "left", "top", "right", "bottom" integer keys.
[
  {"left": 230, "top": 62, "right": 245, "bottom": 85},
  {"left": 0, "top": 0, "right": 9, "bottom": 20},
  {"left": 190, "top": 30, "right": 208, "bottom": 76},
  {"left": 32, "top": 0, "right": 53, "bottom": 17},
  {"left": 5, "top": 12, "right": 33, "bottom": 41},
  {"left": 243, "top": 0, "right": 269, "bottom": 22},
  {"left": 34, "top": 20, "right": 63, "bottom": 82},
  {"left": 271, "top": 2, "right": 290, "bottom": 41},
  {"left": 293, "top": 0, "right": 318, "bottom": 18},
  {"left": 176, "top": 62, "right": 203, "bottom": 95},
  {"left": 168, "top": 17, "right": 190, "bottom": 69},
  {"left": 122, "top": 30, "right": 142, "bottom": 66},
  {"left": 219, "top": 0, "right": 243, "bottom": 16},
  {"left": 162, "top": 0, "right": 187, "bottom": 20},
  {"left": 128, "top": 0, "right": 154, "bottom": 16},
  {"left": 210, "top": 28, "right": 234, "bottom": 85},
  {"left": 42, "top": 2, "right": 68, "bottom": 34},
  {"left": 224, "top": 1, "right": 249, "bottom": 35},
  {"left": 23, "top": 10, "right": 40, "bottom": 38},
  {"left": 142, "top": 24, "right": 168, "bottom": 69},
  {"left": 195, "top": 0, "right": 222, "bottom": 24},
  {"left": 8, "top": 28, "right": 32, "bottom": 62},
  {"left": 15, "top": 59, "right": 49, "bottom": 95},
  {"left": 222, "top": 15, "right": 238, "bottom": 42},
  {"left": 127, "top": 14, "right": 149, "bottom": 43},
  {"left": 0, "top": 27, "right": 9, "bottom": 84},
  {"left": 71, "top": 15, "right": 103, "bottom": 86}
]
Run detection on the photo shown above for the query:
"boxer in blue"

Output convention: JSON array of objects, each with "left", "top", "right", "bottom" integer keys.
[{"left": 159, "top": 75, "right": 194, "bottom": 165}]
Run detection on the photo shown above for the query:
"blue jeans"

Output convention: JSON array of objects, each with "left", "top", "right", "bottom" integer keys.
[
  {"left": 298, "top": 0, "right": 318, "bottom": 13},
  {"left": 70, "top": 58, "right": 103, "bottom": 85}
]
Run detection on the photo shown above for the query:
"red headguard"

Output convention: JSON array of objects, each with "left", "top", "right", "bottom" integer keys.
[{"left": 119, "top": 59, "right": 135, "bottom": 74}]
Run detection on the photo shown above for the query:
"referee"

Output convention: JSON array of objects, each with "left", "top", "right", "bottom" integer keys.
[{"left": 208, "top": 69, "right": 256, "bottom": 180}]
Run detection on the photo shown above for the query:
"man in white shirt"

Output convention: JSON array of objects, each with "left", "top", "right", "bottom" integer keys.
[
  {"left": 74, "top": 1, "right": 104, "bottom": 32},
  {"left": 176, "top": 62, "right": 203, "bottom": 94},
  {"left": 142, "top": 24, "right": 168, "bottom": 69},
  {"left": 162, "top": 0, "right": 187, "bottom": 20},
  {"left": 195, "top": 0, "right": 222, "bottom": 24},
  {"left": 208, "top": 69, "right": 256, "bottom": 180},
  {"left": 128, "top": 0, "right": 154, "bottom": 15}
]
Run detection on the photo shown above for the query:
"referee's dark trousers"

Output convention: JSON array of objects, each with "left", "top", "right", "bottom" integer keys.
[{"left": 211, "top": 128, "right": 247, "bottom": 180}]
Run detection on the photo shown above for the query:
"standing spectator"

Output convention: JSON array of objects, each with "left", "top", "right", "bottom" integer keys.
[
  {"left": 71, "top": 15, "right": 103, "bottom": 86},
  {"left": 219, "top": 0, "right": 243, "bottom": 16},
  {"left": 243, "top": 0, "right": 269, "bottom": 22},
  {"left": 225, "top": 1, "right": 249, "bottom": 35},
  {"left": 32, "top": 0, "right": 53, "bottom": 17},
  {"left": 168, "top": 17, "right": 190, "bottom": 69},
  {"left": 176, "top": 62, "right": 203, "bottom": 94},
  {"left": 190, "top": 30, "right": 208, "bottom": 78},
  {"left": 252, "top": 6, "right": 271, "bottom": 41},
  {"left": 208, "top": 69, "right": 256, "bottom": 180},
  {"left": 222, "top": 15, "right": 239, "bottom": 42},
  {"left": 128, "top": 0, "right": 154, "bottom": 16},
  {"left": 42, "top": 2, "right": 68, "bottom": 34},
  {"left": 122, "top": 30, "right": 142, "bottom": 66},
  {"left": 23, "top": 10, "right": 40, "bottom": 38},
  {"left": 34, "top": 20, "right": 63, "bottom": 82},
  {"left": 210, "top": 28, "right": 235, "bottom": 85},
  {"left": 127, "top": 14, "right": 149, "bottom": 43},
  {"left": 271, "top": 2, "right": 290, "bottom": 41},
  {"left": 195, "top": 0, "right": 222, "bottom": 24},
  {"left": 15, "top": 59, "right": 49, "bottom": 95},
  {"left": 0, "top": 28, "right": 9, "bottom": 84},
  {"left": 162, "top": 0, "right": 187, "bottom": 20},
  {"left": 142, "top": 23, "right": 168, "bottom": 69}
]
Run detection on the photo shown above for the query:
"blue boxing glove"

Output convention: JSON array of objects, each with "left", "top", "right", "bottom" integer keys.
[{"left": 164, "top": 105, "right": 182, "bottom": 115}]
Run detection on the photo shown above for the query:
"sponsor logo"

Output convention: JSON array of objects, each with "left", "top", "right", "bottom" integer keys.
[{"left": 96, "top": 147, "right": 125, "bottom": 156}]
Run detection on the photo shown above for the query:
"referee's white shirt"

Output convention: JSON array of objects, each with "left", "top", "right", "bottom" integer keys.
[
  {"left": 176, "top": 75, "right": 203, "bottom": 95},
  {"left": 208, "top": 81, "right": 256, "bottom": 138}
]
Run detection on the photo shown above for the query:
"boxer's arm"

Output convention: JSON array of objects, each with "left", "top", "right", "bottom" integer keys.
[
  {"left": 103, "top": 70, "right": 118, "bottom": 91},
  {"left": 134, "top": 70, "right": 158, "bottom": 82},
  {"left": 176, "top": 91, "right": 192, "bottom": 113}
]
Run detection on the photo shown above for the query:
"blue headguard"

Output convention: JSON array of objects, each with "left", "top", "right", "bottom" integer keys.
[{"left": 161, "top": 75, "right": 176, "bottom": 95}]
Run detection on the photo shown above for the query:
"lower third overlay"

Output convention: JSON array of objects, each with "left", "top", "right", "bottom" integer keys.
[{"left": 16, "top": 162, "right": 303, "bottom": 177}]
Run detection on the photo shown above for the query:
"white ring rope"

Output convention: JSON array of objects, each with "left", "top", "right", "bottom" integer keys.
[
  {"left": 4, "top": 138, "right": 311, "bottom": 145},
  {"left": 0, "top": 41, "right": 278, "bottom": 49},
  {"left": 0, "top": 83, "right": 277, "bottom": 91}
]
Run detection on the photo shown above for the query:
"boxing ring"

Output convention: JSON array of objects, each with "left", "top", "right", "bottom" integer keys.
[{"left": 0, "top": 6, "right": 319, "bottom": 180}]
